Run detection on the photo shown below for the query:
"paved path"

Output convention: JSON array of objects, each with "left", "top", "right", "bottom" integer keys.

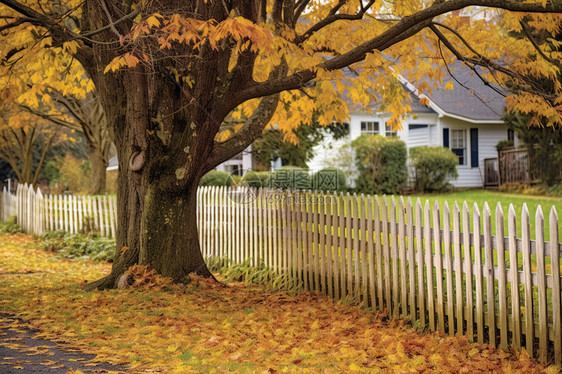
[{"left": 0, "top": 313, "right": 128, "bottom": 373}]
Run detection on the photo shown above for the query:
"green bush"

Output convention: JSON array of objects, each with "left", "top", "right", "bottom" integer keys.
[
  {"left": 268, "top": 166, "right": 311, "bottom": 190},
  {"left": 548, "top": 184, "right": 562, "bottom": 196},
  {"left": 352, "top": 135, "right": 408, "bottom": 194},
  {"left": 199, "top": 170, "right": 233, "bottom": 187},
  {"left": 410, "top": 146, "right": 459, "bottom": 192},
  {"left": 312, "top": 167, "right": 347, "bottom": 192},
  {"left": 40, "top": 231, "right": 115, "bottom": 262},
  {"left": 0, "top": 216, "right": 23, "bottom": 234},
  {"left": 242, "top": 171, "right": 270, "bottom": 188},
  {"left": 495, "top": 139, "right": 514, "bottom": 152}
]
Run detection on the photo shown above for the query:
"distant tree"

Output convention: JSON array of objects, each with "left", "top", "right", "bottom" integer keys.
[
  {"left": 504, "top": 112, "right": 562, "bottom": 186},
  {"left": 22, "top": 91, "right": 112, "bottom": 194},
  {"left": 253, "top": 122, "right": 349, "bottom": 169},
  {"left": 0, "top": 104, "right": 71, "bottom": 185}
]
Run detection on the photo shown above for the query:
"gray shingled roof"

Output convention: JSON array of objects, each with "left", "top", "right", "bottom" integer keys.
[
  {"left": 343, "top": 62, "right": 506, "bottom": 121},
  {"left": 424, "top": 62, "right": 507, "bottom": 121}
]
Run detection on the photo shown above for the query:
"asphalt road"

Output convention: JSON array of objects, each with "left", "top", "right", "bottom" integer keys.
[{"left": 0, "top": 313, "right": 128, "bottom": 373}]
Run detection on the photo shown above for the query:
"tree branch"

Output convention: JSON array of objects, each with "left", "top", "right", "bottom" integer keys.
[
  {"left": 295, "top": 0, "right": 375, "bottom": 44},
  {"left": 519, "top": 19, "right": 555, "bottom": 64},
  {"left": 429, "top": 23, "right": 555, "bottom": 101},
  {"left": 235, "top": 0, "right": 562, "bottom": 105}
]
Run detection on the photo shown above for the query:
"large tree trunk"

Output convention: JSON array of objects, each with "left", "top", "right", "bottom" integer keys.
[
  {"left": 80, "top": 1, "right": 270, "bottom": 290},
  {"left": 85, "top": 68, "right": 218, "bottom": 290}
]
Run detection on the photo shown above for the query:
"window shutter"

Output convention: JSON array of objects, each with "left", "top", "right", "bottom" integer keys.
[
  {"left": 470, "top": 128, "right": 479, "bottom": 168},
  {"left": 443, "top": 128, "right": 449, "bottom": 148}
]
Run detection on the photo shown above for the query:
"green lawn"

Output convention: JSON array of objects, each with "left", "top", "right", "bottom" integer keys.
[{"left": 405, "top": 190, "right": 562, "bottom": 241}]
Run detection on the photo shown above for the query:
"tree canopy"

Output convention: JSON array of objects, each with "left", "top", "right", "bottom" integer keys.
[{"left": 1, "top": 0, "right": 561, "bottom": 288}]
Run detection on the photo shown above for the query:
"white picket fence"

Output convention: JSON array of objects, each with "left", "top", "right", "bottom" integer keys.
[
  {"left": 0, "top": 184, "right": 117, "bottom": 237},
  {"left": 197, "top": 186, "right": 562, "bottom": 365},
  {"left": 1, "top": 184, "right": 561, "bottom": 363}
]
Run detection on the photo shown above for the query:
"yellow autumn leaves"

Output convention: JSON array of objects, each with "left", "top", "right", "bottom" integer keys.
[{"left": 0, "top": 232, "right": 559, "bottom": 373}]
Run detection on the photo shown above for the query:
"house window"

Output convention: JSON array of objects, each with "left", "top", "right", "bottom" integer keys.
[
  {"left": 361, "top": 121, "right": 379, "bottom": 134},
  {"left": 507, "top": 129, "right": 515, "bottom": 142},
  {"left": 451, "top": 129, "right": 467, "bottom": 165},
  {"left": 385, "top": 122, "right": 398, "bottom": 137}
]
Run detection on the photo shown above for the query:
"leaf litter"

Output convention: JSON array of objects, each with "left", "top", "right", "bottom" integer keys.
[{"left": 0, "top": 233, "right": 558, "bottom": 373}]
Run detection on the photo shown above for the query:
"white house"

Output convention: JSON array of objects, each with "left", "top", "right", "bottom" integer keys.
[
  {"left": 107, "top": 145, "right": 253, "bottom": 176},
  {"left": 308, "top": 63, "right": 517, "bottom": 188}
]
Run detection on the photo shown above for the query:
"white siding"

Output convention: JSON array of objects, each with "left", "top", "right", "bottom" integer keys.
[
  {"left": 440, "top": 117, "right": 509, "bottom": 188},
  {"left": 306, "top": 111, "right": 509, "bottom": 189}
]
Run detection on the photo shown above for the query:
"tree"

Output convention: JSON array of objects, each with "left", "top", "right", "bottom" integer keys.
[
  {"left": 0, "top": 103, "right": 70, "bottom": 185},
  {"left": 0, "top": 0, "right": 561, "bottom": 289},
  {"left": 253, "top": 122, "right": 349, "bottom": 168},
  {"left": 505, "top": 112, "right": 562, "bottom": 186},
  {"left": 22, "top": 91, "right": 112, "bottom": 194},
  {"left": 0, "top": 36, "right": 112, "bottom": 194}
]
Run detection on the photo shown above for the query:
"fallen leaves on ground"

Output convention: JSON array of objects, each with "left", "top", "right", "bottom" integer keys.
[{"left": 0, "top": 233, "right": 557, "bottom": 373}]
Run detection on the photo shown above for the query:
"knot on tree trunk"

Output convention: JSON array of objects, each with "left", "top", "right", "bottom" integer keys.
[{"left": 129, "top": 150, "right": 146, "bottom": 171}]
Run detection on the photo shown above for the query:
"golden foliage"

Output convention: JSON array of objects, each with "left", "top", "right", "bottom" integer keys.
[{"left": 0, "top": 233, "right": 558, "bottom": 373}]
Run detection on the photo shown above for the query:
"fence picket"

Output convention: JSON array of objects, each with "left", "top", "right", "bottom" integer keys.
[
  {"left": 473, "top": 203, "right": 484, "bottom": 345},
  {"left": 319, "top": 193, "right": 327, "bottom": 294},
  {"left": 550, "top": 207, "right": 561, "bottom": 365},
  {"left": 390, "top": 196, "right": 399, "bottom": 317},
  {"left": 433, "top": 201, "right": 445, "bottom": 333},
  {"left": 535, "top": 206, "right": 547, "bottom": 364},
  {"left": 346, "top": 193, "right": 353, "bottom": 301},
  {"left": 361, "top": 195, "right": 369, "bottom": 304},
  {"left": 424, "top": 200, "right": 435, "bottom": 331},
  {"left": 443, "top": 202, "right": 454, "bottom": 336},
  {"left": 453, "top": 202, "right": 463, "bottom": 336},
  {"left": 406, "top": 198, "right": 416, "bottom": 323},
  {"left": 415, "top": 199, "right": 425, "bottom": 326},
  {"left": 324, "top": 195, "right": 335, "bottom": 298},
  {"left": 375, "top": 196, "right": 384, "bottom": 309},
  {"left": 398, "top": 197, "right": 407, "bottom": 318},
  {"left": 496, "top": 203, "right": 508, "bottom": 350},
  {"left": 367, "top": 196, "right": 376, "bottom": 310},
  {"left": 508, "top": 204, "right": 521, "bottom": 351},
  {"left": 339, "top": 193, "right": 347, "bottom": 300},
  {"left": 353, "top": 194, "right": 361, "bottom": 300},
  {"left": 483, "top": 202, "right": 496, "bottom": 348},
  {"left": 463, "top": 202, "right": 474, "bottom": 343},
  {"left": 311, "top": 192, "right": 319, "bottom": 293},
  {"left": 522, "top": 203, "right": 534, "bottom": 357}
]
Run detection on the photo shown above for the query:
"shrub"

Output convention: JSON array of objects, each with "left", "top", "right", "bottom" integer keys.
[
  {"left": 0, "top": 216, "right": 23, "bottom": 234},
  {"left": 199, "top": 170, "right": 233, "bottom": 187},
  {"left": 409, "top": 146, "right": 459, "bottom": 192},
  {"left": 548, "top": 184, "right": 562, "bottom": 196},
  {"left": 40, "top": 231, "right": 115, "bottom": 262},
  {"left": 268, "top": 166, "right": 311, "bottom": 190},
  {"left": 351, "top": 135, "right": 408, "bottom": 194},
  {"left": 48, "top": 154, "right": 92, "bottom": 194},
  {"left": 242, "top": 171, "right": 270, "bottom": 188},
  {"left": 495, "top": 140, "right": 514, "bottom": 152},
  {"left": 312, "top": 167, "right": 347, "bottom": 192}
]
